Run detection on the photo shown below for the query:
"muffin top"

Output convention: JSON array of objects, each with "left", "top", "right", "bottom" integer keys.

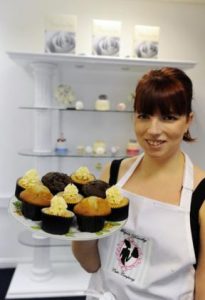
[
  {"left": 42, "top": 195, "right": 74, "bottom": 218},
  {"left": 18, "top": 169, "right": 40, "bottom": 189},
  {"left": 74, "top": 196, "right": 111, "bottom": 217},
  {"left": 41, "top": 172, "right": 71, "bottom": 195},
  {"left": 71, "top": 166, "right": 95, "bottom": 184},
  {"left": 106, "top": 186, "right": 129, "bottom": 208},
  {"left": 20, "top": 184, "right": 53, "bottom": 206},
  {"left": 82, "top": 180, "right": 110, "bottom": 198}
]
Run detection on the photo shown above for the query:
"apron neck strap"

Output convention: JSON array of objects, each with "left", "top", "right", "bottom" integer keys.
[
  {"left": 117, "top": 153, "right": 144, "bottom": 187},
  {"left": 180, "top": 153, "right": 193, "bottom": 210}
]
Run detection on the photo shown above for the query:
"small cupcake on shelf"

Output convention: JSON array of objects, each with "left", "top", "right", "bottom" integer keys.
[
  {"left": 106, "top": 185, "right": 129, "bottom": 221},
  {"left": 61, "top": 183, "right": 83, "bottom": 211},
  {"left": 95, "top": 94, "right": 110, "bottom": 111},
  {"left": 70, "top": 166, "right": 95, "bottom": 194},
  {"left": 126, "top": 139, "right": 141, "bottom": 157},
  {"left": 74, "top": 196, "right": 111, "bottom": 232},
  {"left": 41, "top": 195, "right": 74, "bottom": 235},
  {"left": 15, "top": 169, "right": 41, "bottom": 200},
  {"left": 19, "top": 184, "right": 53, "bottom": 221},
  {"left": 55, "top": 133, "right": 68, "bottom": 155}
]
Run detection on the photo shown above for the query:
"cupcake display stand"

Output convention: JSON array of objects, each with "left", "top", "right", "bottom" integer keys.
[
  {"left": 7, "top": 197, "right": 127, "bottom": 299},
  {"left": 6, "top": 230, "right": 91, "bottom": 299}
]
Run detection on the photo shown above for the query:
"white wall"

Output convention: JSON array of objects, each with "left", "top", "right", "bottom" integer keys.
[{"left": 0, "top": 0, "right": 205, "bottom": 267}]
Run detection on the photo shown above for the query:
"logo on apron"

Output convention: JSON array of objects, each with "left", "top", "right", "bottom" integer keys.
[{"left": 110, "top": 228, "right": 151, "bottom": 283}]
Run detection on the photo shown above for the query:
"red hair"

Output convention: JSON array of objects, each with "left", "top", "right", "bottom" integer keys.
[{"left": 134, "top": 67, "right": 194, "bottom": 142}]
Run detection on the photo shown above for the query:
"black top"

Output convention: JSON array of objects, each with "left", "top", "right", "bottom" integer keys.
[{"left": 109, "top": 158, "right": 205, "bottom": 268}]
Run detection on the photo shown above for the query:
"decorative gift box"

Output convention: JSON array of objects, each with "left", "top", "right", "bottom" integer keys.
[
  {"left": 133, "top": 25, "right": 160, "bottom": 58},
  {"left": 44, "top": 14, "right": 77, "bottom": 54},
  {"left": 92, "top": 19, "right": 121, "bottom": 56}
]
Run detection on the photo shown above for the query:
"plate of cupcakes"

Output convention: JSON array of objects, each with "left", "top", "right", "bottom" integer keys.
[{"left": 9, "top": 167, "right": 128, "bottom": 241}]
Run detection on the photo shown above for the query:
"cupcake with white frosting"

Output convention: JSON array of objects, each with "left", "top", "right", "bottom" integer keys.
[
  {"left": 61, "top": 183, "right": 83, "bottom": 211},
  {"left": 71, "top": 166, "right": 95, "bottom": 194},
  {"left": 41, "top": 195, "right": 74, "bottom": 235},
  {"left": 106, "top": 186, "right": 129, "bottom": 221},
  {"left": 15, "top": 169, "right": 41, "bottom": 200}
]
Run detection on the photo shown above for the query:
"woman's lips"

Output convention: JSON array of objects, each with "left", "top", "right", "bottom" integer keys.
[{"left": 146, "top": 139, "right": 166, "bottom": 147}]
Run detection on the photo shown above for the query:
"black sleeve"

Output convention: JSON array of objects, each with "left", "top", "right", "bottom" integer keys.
[
  {"left": 109, "top": 158, "right": 124, "bottom": 186},
  {"left": 190, "top": 178, "right": 205, "bottom": 267}
]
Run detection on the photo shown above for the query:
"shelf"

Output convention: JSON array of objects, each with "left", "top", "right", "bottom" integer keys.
[
  {"left": 18, "top": 149, "right": 126, "bottom": 158},
  {"left": 7, "top": 51, "right": 196, "bottom": 72},
  {"left": 19, "top": 106, "right": 133, "bottom": 113}
]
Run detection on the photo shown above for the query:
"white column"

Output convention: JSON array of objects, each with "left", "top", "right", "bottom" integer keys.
[
  {"left": 31, "top": 233, "right": 53, "bottom": 281},
  {"left": 31, "top": 63, "right": 57, "bottom": 153}
]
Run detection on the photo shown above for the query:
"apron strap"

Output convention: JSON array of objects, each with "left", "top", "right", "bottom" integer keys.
[
  {"left": 180, "top": 153, "right": 193, "bottom": 211},
  {"left": 117, "top": 153, "right": 144, "bottom": 188}
]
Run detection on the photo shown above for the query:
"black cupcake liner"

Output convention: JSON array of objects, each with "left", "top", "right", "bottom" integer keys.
[
  {"left": 21, "top": 201, "right": 45, "bottom": 221},
  {"left": 75, "top": 214, "right": 106, "bottom": 233},
  {"left": 41, "top": 212, "right": 74, "bottom": 235},
  {"left": 15, "top": 178, "right": 25, "bottom": 200},
  {"left": 106, "top": 204, "right": 129, "bottom": 221}
]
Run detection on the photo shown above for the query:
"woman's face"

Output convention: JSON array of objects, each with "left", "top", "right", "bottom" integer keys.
[{"left": 134, "top": 111, "right": 193, "bottom": 160}]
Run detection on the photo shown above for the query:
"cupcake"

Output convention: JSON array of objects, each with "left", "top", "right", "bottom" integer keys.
[
  {"left": 41, "top": 195, "right": 74, "bottom": 235},
  {"left": 82, "top": 180, "right": 110, "bottom": 198},
  {"left": 71, "top": 166, "right": 95, "bottom": 194},
  {"left": 61, "top": 183, "right": 83, "bottom": 211},
  {"left": 41, "top": 172, "right": 71, "bottom": 195},
  {"left": 15, "top": 169, "right": 40, "bottom": 200},
  {"left": 105, "top": 186, "right": 129, "bottom": 221},
  {"left": 74, "top": 196, "right": 111, "bottom": 232},
  {"left": 19, "top": 184, "right": 53, "bottom": 221}
]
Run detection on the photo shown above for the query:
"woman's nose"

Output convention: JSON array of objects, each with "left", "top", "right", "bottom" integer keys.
[{"left": 147, "top": 117, "right": 162, "bottom": 135}]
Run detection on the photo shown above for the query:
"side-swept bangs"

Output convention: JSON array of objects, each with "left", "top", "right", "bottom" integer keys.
[{"left": 134, "top": 71, "right": 191, "bottom": 117}]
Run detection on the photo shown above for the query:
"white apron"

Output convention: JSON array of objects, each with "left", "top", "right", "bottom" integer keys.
[{"left": 86, "top": 153, "right": 196, "bottom": 300}]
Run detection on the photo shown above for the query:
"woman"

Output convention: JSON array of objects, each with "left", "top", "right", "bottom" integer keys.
[{"left": 72, "top": 67, "right": 205, "bottom": 299}]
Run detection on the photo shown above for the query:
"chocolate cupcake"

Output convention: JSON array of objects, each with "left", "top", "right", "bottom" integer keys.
[
  {"left": 74, "top": 196, "right": 111, "bottom": 232},
  {"left": 71, "top": 166, "right": 95, "bottom": 194},
  {"left": 81, "top": 180, "right": 110, "bottom": 198},
  {"left": 41, "top": 195, "right": 74, "bottom": 235},
  {"left": 41, "top": 172, "right": 71, "bottom": 195},
  {"left": 105, "top": 186, "right": 129, "bottom": 221},
  {"left": 19, "top": 184, "right": 53, "bottom": 221}
]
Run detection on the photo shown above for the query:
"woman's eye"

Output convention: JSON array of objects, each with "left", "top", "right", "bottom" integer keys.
[
  {"left": 162, "top": 115, "right": 178, "bottom": 121},
  {"left": 136, "top": 113, "right": 150, "bottom": 119}
]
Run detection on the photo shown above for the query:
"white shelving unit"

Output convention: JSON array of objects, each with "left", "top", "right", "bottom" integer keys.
[
  {"left": 6, "top": 52, "right": 196, "bottom": 299},
  {"left": 7, "top": 51, "right": 196, "bottom": 166}
]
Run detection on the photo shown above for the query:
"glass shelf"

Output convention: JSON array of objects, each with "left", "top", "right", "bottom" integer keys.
[
  {"left": 19, "top": 106, "right": 133, "bottom": 113},
  {"left": 18, "top": 149, "right": 126, "bottom": 158}
]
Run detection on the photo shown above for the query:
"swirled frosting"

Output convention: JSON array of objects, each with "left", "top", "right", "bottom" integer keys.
[
  {"left": 74, "top": 166, "right": 93, "bottom": 181},
  {"left": 106, "top": 186, "right": 124, "bottom": 206},
  {"left": 63, "top": 183, "right": 82, "bottom": 203},
  {"left": 18, "top": 169, "right": 40, "bottom": 188},
  {"left": 45, "top": 195, "right": 72, "bottom": 217}
]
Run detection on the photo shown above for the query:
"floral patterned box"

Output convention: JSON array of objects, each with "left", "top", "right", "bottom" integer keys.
[
  {"left": 92, "top": 19, "right": 121, "bottom": 57},
  {"left": 44, "top": 14, "right": 77, "bottom": 54}
]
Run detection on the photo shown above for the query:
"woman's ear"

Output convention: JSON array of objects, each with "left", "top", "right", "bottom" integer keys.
[{"left": 187, "top": 112, "right": 194, "bottom": 127}]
